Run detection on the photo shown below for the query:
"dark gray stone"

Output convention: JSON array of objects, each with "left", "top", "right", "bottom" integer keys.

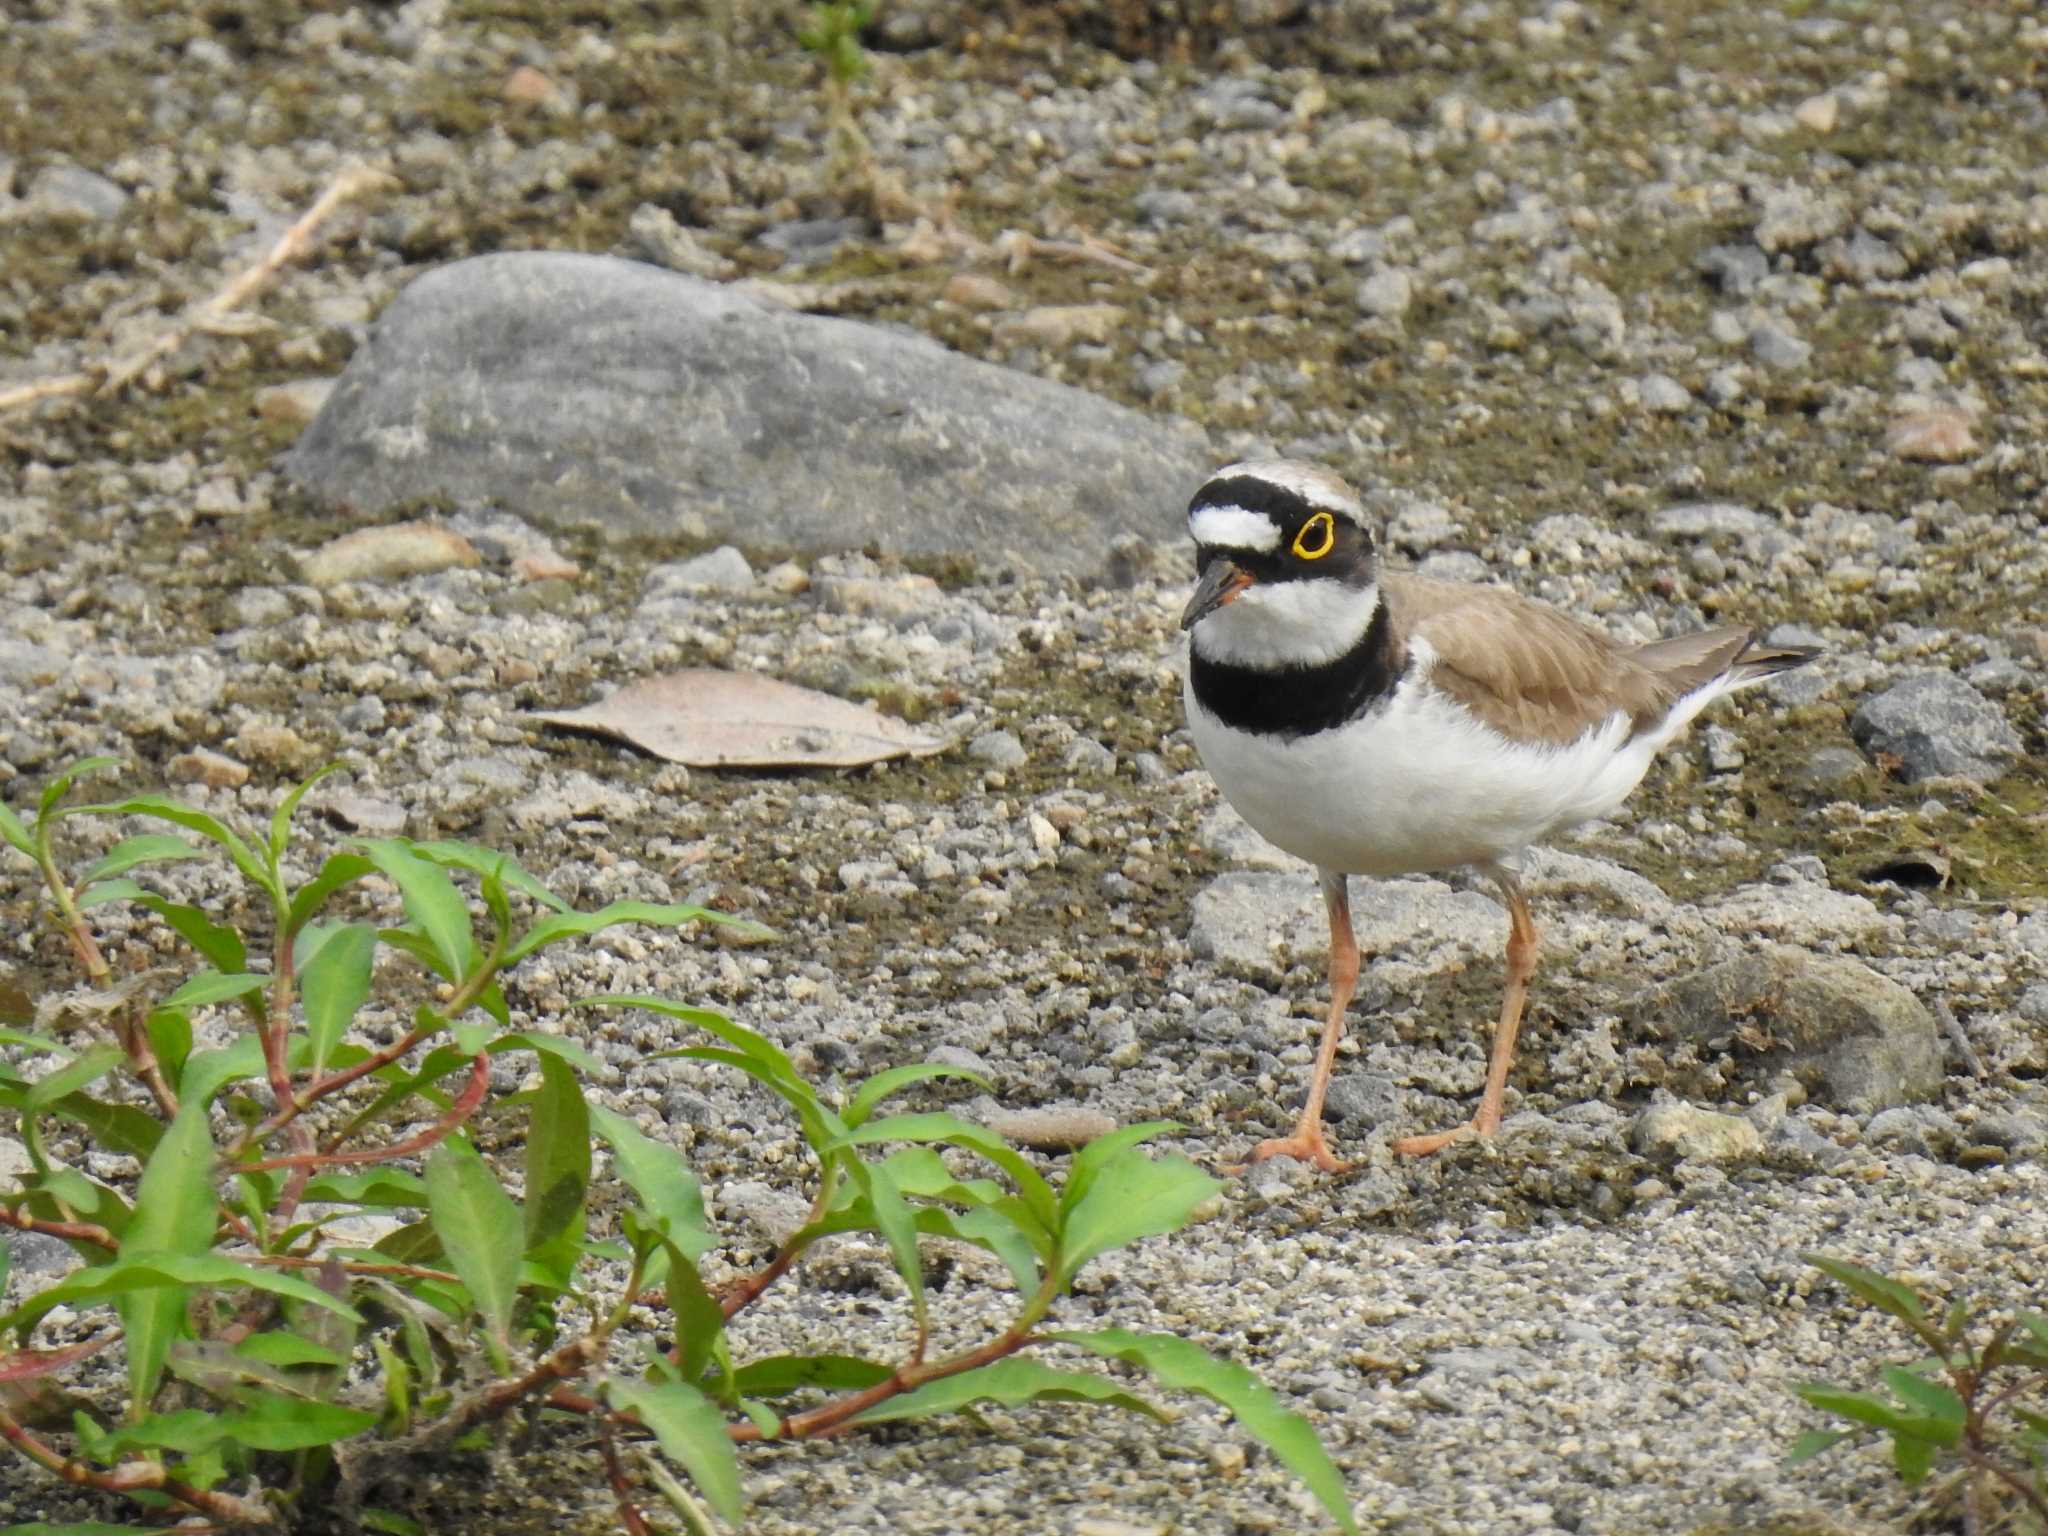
[
  {"left": 283, "top": 252, "right": 1209, "bottom": 577},
  {"left": 1697, "top": 243, "right": 1768, "bottom": 296},
  {"left": 1320, "top": 1072, "right": 1400, "bottom": 1126},
  {"left": 1625, "top": 945, "right": 1942, "bottom": 1113},
  {"left": 1849, "top": 670, "right": 2022, "bottom": 783}
]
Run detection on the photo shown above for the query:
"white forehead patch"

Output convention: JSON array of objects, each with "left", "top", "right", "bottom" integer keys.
[
  {"left": 1212, "top": 459, "right": 1366, "bottom": 522},
  {"left": 1188, "top": 505, "right": 1283, "bottom": 553}
]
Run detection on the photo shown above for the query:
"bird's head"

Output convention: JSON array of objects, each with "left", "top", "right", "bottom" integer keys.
[{"left": 1180, "top": 460, "right": 1381, "bottom": 668}]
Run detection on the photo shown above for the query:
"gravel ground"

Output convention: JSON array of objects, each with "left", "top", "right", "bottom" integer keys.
[{"left": 3, "top": 2, "right": 2047, "bottom": 1532}]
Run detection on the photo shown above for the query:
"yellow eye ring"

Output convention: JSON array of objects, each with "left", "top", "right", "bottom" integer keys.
[{"left": 1291, "top": 511, "right": 1337, "bottom": 560}]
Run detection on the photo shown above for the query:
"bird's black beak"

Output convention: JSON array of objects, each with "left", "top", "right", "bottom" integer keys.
[{"left": 1180, "top": 558, "right": 1255, "bottom": 630}]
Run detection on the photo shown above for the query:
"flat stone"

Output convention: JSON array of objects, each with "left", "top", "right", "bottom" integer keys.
[
  {"left": 165, "top": 747, "right": 250, "bottom": 788},
  {"left": 1624, "top": 945, "right": 1941, "bottom": 1112},
  {"left": 298, "top": 520, "right": 481, "bottom": 588},
  {"left": 648, "top": 546, "right": 753, "bottom": 594},
  {"left": 1631, "top": 1103, "right": 1764, "bottom": 1163},
  {"left": 283, "top": 253, "right": 1206, "bottom": 577},
  {"left": 1850, "top": 671, "right": 2021, "bottom": 783}
]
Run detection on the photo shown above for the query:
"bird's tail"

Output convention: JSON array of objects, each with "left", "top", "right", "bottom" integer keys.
[
  {"left": 1726, "top": 638, "right": 1822, "bottom": 688},
  {"left": 1631, "top": 627, "right": 1820, "bottom": 694}
]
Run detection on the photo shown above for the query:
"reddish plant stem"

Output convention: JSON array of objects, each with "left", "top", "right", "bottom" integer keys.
[
  {"left": 396, "top": 1332, "right": 606, "bottom": 1453},
  {"left": 0, "top": 1205, "right": 117, "bottom": 1251},
  {"left": 240, "top": 1052, "right": 489, "bottom": 1173},
  {"left": 597, "top": 1420, "right": 656, "bottom": 1536},
  {"left": 1962, "top": 1438, "right": 2048, "bottom": 1526},
  {"left": 114, "top": 1003, "right": 180, "bottom": 1121},
  {"left": 732, "top": 1323, "right": 1042, "bottom": 1443},
  {"left": 247, "top": 1252, "right": 460, "bottom": 1285},
  {"left": 0, "top": 1401, "right": 277, "bottom": 1523},
  {"left": 227, "top": 1021, "right": 431, "bottom": 1160},
  {"left": 718, "top": 1243, "right": 807, "bottom": 1321}
]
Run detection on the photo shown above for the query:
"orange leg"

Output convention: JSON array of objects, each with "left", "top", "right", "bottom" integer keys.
[
  {"left": 1246, "top": 870, "right": 1357, "bottom": 1173},
  {"left": 1393, "top": 869, "right": 1540, "bottom": 1157}
]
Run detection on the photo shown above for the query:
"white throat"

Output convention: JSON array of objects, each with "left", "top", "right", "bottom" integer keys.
[{"left": 1191, "top": 578, "right": 1381, "bottom": 670}]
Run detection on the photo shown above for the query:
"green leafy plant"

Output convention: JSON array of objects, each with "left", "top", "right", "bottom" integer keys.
[
  {"left": 795, "top": 1, "right": 877, "bottom": 179},
  {"left": 1790, "top": 1253, "right": 2048, "bottom": 1533},
  {"left": 0, "top": 760, "right": 1358, "bottom": 1533}
]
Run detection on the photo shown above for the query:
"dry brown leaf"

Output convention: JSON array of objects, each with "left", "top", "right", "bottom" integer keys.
[{"left": 533, "top": 669, "right": 950, "bottom": 769}]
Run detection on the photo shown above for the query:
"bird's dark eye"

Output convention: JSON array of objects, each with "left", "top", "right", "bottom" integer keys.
[{"left": 1291, "top": 511, "right": 1336, "bottom": 560}]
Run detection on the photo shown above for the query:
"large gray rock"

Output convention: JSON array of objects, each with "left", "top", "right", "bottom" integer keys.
[
  {"left": 1624, "top": 945, "right": 1942, "bottom": 1112},
  {"left": 283, "top": 252, "right": 1210, "bottom": 577},
  {"left": 1849, "top": 670, "right": 2022, "bottom": 783}
]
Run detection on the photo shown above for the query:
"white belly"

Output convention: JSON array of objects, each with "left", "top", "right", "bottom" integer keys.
[{"left": 1185, "top": 670, "right": 1671, "bottom": 877}]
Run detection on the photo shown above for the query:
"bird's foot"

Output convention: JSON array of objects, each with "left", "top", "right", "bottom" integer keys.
[
  {"left": 1391, "top": 1119, "right": 1506, "bottom": 1157},
  {"left": 1238, "top": 1126, "right": 1351, "bottom": 1174}
]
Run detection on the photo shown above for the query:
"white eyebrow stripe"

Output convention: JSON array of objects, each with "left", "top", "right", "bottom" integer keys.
[{"left": 1189, "top": 505, "right": 1283, "bottom": 552}]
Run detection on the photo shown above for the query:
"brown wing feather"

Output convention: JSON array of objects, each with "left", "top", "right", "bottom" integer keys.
[{"left": 1383, "top": 573, "right": 1692, "bottom": 745}]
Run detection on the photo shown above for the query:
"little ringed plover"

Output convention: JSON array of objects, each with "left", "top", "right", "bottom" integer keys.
[{"left": 1179, "top": 459, "right": 1819, "bottom": 1171}]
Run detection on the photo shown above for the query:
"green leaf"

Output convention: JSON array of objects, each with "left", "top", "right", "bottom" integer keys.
[
  {"left": 286, "top": 852, "right": 378, "bottom": 938},
  {"left": 1795, "top": 1384, "right": 1930, "bottom": 1439},
  {"left": 1783, "top": 1427, "right": 1858, "bottom": 1465},
  {"left": 728, "top": 1354, "right": 892, "bottom": 1398},
  {"left": 504, "top": 901, "right": 725, "bottom": 964},
  {"left": 1050, "top": 1329, "right": 1359, "bottom": 1536},
  {"left": 1881, "top": 1367, "right": 1963, "bottom": 1439},
  {"left": 82, "top": 1407, "right": 227, "bottom": 1457},
  {"left": 408, "top": 839, "right": 573, "bottom": 913},
  {"left": 1060, "top": 1121, "right": 1178, "bottom": 1217},
  {"left": 20, "top": 1045, "right": 126, "bottom": 1114},
  {"left": 0, "top": 1028, "right": 69, "bottom": 1058},
  {"left": 82, "top": 794, "right": 272, "bottom": 898},
  {"left": 843, "top": 1062, "right": 991, "bottom": 1130},
  {"left": 161, "top": 970, "right": 268, "bottom": 1010},
  {"left": 0, "top": 798, "right": 32, "bottom": 857},
  {"left": 79, "top": 833, "right": 202, "bottom": 885},
  {"left": 297, "top": 921, "right": 376, "bottom": 1073},
  {"left": 1803, "top": 1254, "right": 1928, "bottom": 1327},
  {"left": 916, "top": 1202, "right": 1044, "bottom": 1296},
  {"left": 35, "top": 1091, "right": 164, "bottom": 1163},
  {"left": 179, "top": 1035, "right": 267, "bottom": 1108},
  {"left": 266, "top": 764, "right": 345, "bottom": 876},
  {"left": 359, "top": 839, "right": 476, "bottom": 981},
  {"left": 424, "top": 1139, "right": 523, "bottom": 1367},
  {"left": 839, "top": 1155, "right": 926, "bottom": 1343},
  {"left": 1892, "top": 1431, "right": 1939, "bottom": 1485},
  {"left": 666, "top": 1241, "right": 725, "bottom": 1390},
  {"left": 235, "top": 1332, "right": 347, "bottom": 1369},
  {"left": 362, "top": 1511, "right": 426, "bottom": 1536},
  {"left": 299, "top": 1169, "right": 431, "bottom": 1208},
  {"left": 838, "top": 1112, "right": 1058, "bottom": 1239},
  {"left": 137, "top": 896, "right": 247, "bottom": 974},
  {"left": 484, "top": 1031, "right": 602, "bottom": 1075},
  {"left": 1055, "top": 1146, "right": 1220, "bottom": 1288},
  {"left": 2, "top": 1252, "right": 361, "bottom": 1337},
  {"left": 523, "top": 1052, "right": 590, "bottom": 1285},
  {"left": 607, "top": 1379, "right": 742, "bottom": 1525},
  {"left": 113, "top": 1096, "right": 218, "bottom": 1408},
  {"left": 36, "top": 756, "right": 125, "bottom": 823},
  {"left": 219, "top": 1391, "right": 378, "bottom": 1451},
  {"left": 589, "top": 995, "right": 801, "bottom": 1088},
  {"left": 143, "top": 1007, "right": 191, "bottom": 1093},
  {"left": 591, "top": 1105, "right": 715, "bottom": 1262},
  {"left": 856, "top": 1358, "right": 1169, "bottom": 1426}
]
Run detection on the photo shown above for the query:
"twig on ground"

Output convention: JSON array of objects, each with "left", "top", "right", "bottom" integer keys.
[
  {"left": 1933, "top": 996, "right": 1989, "bottom": 1080},
  {"left": 0, "top": 161, "right": 394, "bottom": 415}
]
